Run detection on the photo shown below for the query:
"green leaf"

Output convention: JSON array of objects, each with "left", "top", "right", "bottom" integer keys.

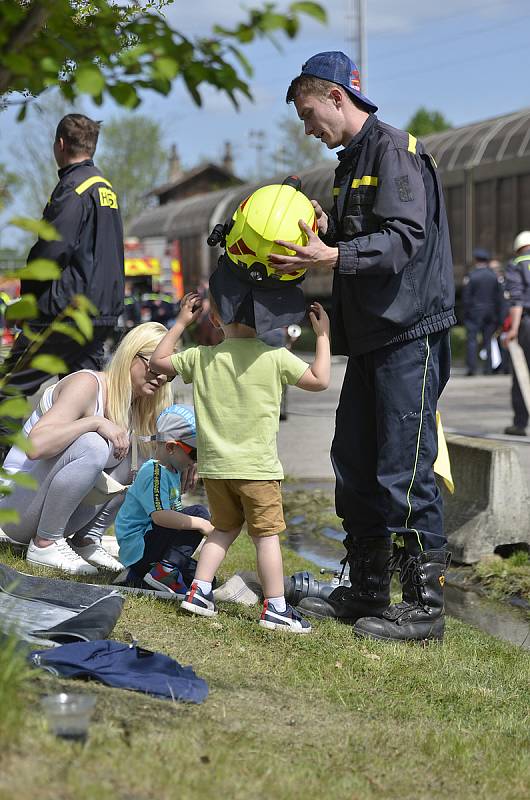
[
  {"left": 5, "top": 295, "right": 38, "bottom": 321},
  {"left": 69, "top": 309, "right": 93, "bottom": 340},
  {"left": 9, "top": 217, "right": 61, "bottom": 241},
  {"left": 14, "top": 259, "right": 61, "bottom": 281},
  {"left": 154, "top": 57, "right": 179, "bottom": 79},
  {"left": 16, "top": 104, "right": 28, "bottom": 122},
  {"left": 50, "top": 322, "right": 86, "bottom": 345},
  {"left": 75, "top": 65, "right": 106, "bottom": 97},
  {"left": 9, "top": 472, "right": 37, "bottom": 490},
  {"left": 289, "top": 2, "right": 327, "bottom": 23},
  {"left": 72, "top": 294, "right": 98, "bottom": 316},
  {"left": 30, "top": 355, "right": 68, "bottom": 375},
  {"left": 108, "top": 83, "right": 140, "bottom": 108},
  {"left": 0, "top": 397, "right": 30, "bottom": 418},
  {"left": 0, "top": 509, "right": 20, "bottom": 524},
  {"left": 226, "top": 45, "right": 253, "bottom": 77}
]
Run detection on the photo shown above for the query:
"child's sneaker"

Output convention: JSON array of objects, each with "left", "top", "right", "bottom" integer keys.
[
  {"left": 259, "top": 599, "right": 312, "bottom": 634},
  {"left": 181, "top": 582, "right": 217, "bottom": 617},
  {"left": 143, "top": 560, "right": 188, "bottom": 598}
]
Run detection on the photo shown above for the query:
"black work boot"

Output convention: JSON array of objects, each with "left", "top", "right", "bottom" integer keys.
[
  {"left": 289, "top": 536, "right": 393, "bottom": 622},
  {"left": 353, "top": 549, "right": 451, "bottom": 642}
]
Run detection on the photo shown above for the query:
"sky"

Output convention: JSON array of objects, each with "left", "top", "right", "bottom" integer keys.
[{"left": 1, "top": 0, "right": 529, "bottom": 247}]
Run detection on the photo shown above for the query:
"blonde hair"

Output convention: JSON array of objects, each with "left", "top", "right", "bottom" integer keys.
[{"left": 105, "top": 323, "right": 174, "bottom": 456}]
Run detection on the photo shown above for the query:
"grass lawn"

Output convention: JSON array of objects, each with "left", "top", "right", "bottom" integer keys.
[{"left": 0, "top": 538, "right": 529, "bottom": 800}]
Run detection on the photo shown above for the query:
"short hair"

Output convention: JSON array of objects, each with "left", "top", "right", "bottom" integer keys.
[
  {"left": 285, "top": 74, "right": 364, "bottom": 110},
  {"left": 55, "top": 114, "right": 101, "bottom": 158}
]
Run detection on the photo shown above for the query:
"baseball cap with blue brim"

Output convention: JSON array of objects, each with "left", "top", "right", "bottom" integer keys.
[
  {"left": 301, "top": 51, "right": 377, "bottom": 113},
  {"left": 149, "top": 404, "right": 197, "bottom": 445}
]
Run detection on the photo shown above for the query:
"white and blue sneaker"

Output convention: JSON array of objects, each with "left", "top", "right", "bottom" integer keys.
[
  {"left": 259, "top": 599, "right": 312, "bottom": 634},
  {"left": 181, "top": 582, "right": 217, "bottom": 617}
]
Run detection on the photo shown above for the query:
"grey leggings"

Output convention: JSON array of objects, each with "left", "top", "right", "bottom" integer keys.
[{"left": 0, "top": 432, "right": 132, "bottom": 545}]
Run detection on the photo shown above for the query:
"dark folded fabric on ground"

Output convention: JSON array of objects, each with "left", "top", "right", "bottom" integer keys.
[{"left": 30, "top": 640, "right": 208, "bottom": 703}]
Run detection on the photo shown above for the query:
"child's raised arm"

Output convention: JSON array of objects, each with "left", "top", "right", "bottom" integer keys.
[
  {"left": 150, "top": 292, "right": 202, "bottom": 376},
  {"left": 296, "top": 302, "right": 331, "bottom": 392}
]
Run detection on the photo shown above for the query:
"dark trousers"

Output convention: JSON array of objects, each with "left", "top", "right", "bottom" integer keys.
[
  {"left": 465, "top": 314, "right": 496, "bottom": 374},
  {"left": 331, "top": 332, "right": 451, "bottom": 552},
  {"left": 129, "top": 504, "right": 209, "bottom": 581},
  {"left": 512, "top": 314, "right": 530, "bottom": 428}
]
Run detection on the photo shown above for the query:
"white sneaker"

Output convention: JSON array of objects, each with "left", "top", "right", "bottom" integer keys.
[
  {"left": 70, "top": 542, "right": 124, "bottom": 572},
  {"left": 26, "top": 539, "right": 98, "bottom": 576}
]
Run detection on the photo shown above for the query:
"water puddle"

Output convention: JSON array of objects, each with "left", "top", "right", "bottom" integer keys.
[{"left": 284, "top": 514, "right": 530, "bottom": 651}]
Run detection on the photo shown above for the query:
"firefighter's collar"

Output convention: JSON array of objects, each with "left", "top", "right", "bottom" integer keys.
[{"left": 337, "top": 113, "right": 377, "bottom": 160}]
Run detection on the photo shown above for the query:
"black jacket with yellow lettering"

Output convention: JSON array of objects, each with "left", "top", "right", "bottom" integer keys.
[
  {"left": 22, "top": 159, "right": 124, "bottom": 326},
  {"left": 322, "top": 114, "right": 456, "bottom": 356}
]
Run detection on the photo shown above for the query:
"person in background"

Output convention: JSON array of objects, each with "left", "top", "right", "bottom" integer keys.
[
  {"left": 503, "top": 231, "right": 530, "bottom": 436},
  {"left": 0, "top": 114, "right": 124, "bottom": 457},
  {"left": 462, "top": 248, "right": 503, "bottom": 376}
]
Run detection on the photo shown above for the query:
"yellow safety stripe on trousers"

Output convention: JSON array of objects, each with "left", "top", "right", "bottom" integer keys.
[
  {"left": 404, "top": 335, "right": 430, "bottom": 551},
  {"left": 408, "top": 133, "right": 417, "bottom": 154},
  {"left": 75, "top": 175, "right": 113, "bottom": 195},
  {"left": 351, "top": 175, "right": 378, "bottom": 189},
  {"left": 333, "top": 187, "right": 340, "bottom": 196}
]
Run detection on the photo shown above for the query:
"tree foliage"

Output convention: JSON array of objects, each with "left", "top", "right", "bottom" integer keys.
[
  {"left": 97, "top": 115, "right": 167, "bottom": 230},
  {"left": 0, "top": 1, "right": 326, "bottom": 117},
  {"left": 273, "top": 114, "right": 330, "bottom": 174},
  {"left": 405, "top": 107, "right": 452, "bottom": 138}
]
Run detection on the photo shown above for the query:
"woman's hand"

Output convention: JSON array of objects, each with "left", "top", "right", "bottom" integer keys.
[
  {"left": 95, "top": 418, "right": 129, "bottom": 460},
  {"left": 180, "top": 463, "right": 198, "bottom": 493}
]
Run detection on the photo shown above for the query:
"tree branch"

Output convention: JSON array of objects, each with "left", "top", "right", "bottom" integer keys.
[{"left": 0, "top": 3, "right": 51, "bottom": 94}]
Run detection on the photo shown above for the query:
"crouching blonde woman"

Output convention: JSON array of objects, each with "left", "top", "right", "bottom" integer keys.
[{"left": 0, "top": 323, "right": 174, "bottom": 576}]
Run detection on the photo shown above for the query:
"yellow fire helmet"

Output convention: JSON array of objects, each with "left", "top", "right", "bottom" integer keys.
[{"left": 225, "top": 176, "right": 317, "bottom": 285}]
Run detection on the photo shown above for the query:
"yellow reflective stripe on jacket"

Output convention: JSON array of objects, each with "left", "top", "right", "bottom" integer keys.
[
  {"left": 408, "top": 133, "right": 417, "bottom": 154},
  {"left": 513, "top": 255, "right": 530, "bottom": 265},
  {"left": 351, "top": 175, "right": 378, "bottom": 189},
  {"left": 333, "top": 187, "right": 340, "bottom": 196},
  {"left": 75, "top": 175, "right": 113, "bottom": 195}
]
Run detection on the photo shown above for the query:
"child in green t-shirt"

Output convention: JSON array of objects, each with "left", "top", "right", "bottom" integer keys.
[{"left": 150, "top": 286, "right": 330, "bottom": 633}]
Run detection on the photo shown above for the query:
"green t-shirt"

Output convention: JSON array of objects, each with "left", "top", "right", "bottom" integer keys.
[{"left": 170, "top": 339, "right": 308, "bottom": 479}]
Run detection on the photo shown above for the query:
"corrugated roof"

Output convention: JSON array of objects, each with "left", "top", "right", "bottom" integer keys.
[{"left": 423, "top": 108, "right": 530, "bottom": 170}]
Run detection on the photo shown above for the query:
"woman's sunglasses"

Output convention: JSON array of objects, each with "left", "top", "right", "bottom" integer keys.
[{"left": 136, "top": 353, "right": 161, "bottom": 378}]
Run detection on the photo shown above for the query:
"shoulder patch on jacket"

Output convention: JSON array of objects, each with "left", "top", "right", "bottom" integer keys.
[{"left": 395, "top": 175, "right": 414, "bottom": 202}]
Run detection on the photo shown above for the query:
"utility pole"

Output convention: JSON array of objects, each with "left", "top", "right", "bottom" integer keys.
[
  {"left": 345, "top": 0, "right": 367, "bottom": 93},
  {"left": 249, "top": 129, "right": 266, "bottom": 178}
]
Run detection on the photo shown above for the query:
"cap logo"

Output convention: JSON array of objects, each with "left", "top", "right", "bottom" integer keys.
[{"left": 350, "top": 69, "right": 361, "bottom": 90}]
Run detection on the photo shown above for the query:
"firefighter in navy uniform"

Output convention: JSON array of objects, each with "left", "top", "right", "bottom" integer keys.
[
  {"left": 272, "top": 52, "right": 456, "bottom": 642},
  {"left": 462, "top": 248, "right": 503, "bottom": 375},
  {"left": 503, "top": 231, "right": 530, "bottom": 436},
  {"left": 0, "top": 114, "right": 124, "bottom": 447}
]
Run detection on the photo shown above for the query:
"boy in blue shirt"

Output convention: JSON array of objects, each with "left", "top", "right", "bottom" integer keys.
[{"left": 114, "top": 404, "right": 214, "bottom": 596}]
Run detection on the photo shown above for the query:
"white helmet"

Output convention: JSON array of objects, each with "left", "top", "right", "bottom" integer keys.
[{"left": 513, "top": 231, "right": 530, "bottom": 252}]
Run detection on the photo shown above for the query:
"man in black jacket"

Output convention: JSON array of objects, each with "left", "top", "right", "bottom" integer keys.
[
  {"left": 1, "top": 114, "right": 124, "bottom": 441},
  {"left": 271, "top": 52, "right": 456, "bottom": 642}
]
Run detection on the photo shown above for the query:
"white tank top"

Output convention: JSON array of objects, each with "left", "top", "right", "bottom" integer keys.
[{"left": 3, "top": 370, "right": 105, "bottom": 475}]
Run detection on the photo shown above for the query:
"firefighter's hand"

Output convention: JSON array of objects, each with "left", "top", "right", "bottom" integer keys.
[
  {"left": 270, "top": 220, "right": 338, "bottom": 273},
  {"left": 178, "top": 292, "right": 202, "bottom": 327},
  {"left": 311, "top": 200, "right": 328, "bottom": 235}
]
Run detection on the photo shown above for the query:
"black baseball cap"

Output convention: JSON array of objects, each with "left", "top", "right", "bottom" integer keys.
[{"left": 301, "top": 51, "right": 377, "bottom": 112}]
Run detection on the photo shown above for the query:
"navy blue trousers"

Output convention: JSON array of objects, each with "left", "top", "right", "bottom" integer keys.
[
  {"left": 331, "top": 332, "right": 451, "bottom": 552},
  {"left": 129, "top": 504, "right": 210, "bottom": 578}
]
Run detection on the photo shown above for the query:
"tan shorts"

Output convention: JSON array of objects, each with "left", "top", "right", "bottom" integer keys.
[{"left": 203, "top": 478, "right": 285, "bottom": 538}]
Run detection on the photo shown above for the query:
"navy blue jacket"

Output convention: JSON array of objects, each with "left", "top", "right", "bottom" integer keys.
[
  {"left": 22, "top": 160, "right": 124, "bottom": 326},
  {"left": 462, "top": 266, "right": 503, "bottom": 324},
  {"left": 322, "top": 114, "right": 456, "bottom": 356}
]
